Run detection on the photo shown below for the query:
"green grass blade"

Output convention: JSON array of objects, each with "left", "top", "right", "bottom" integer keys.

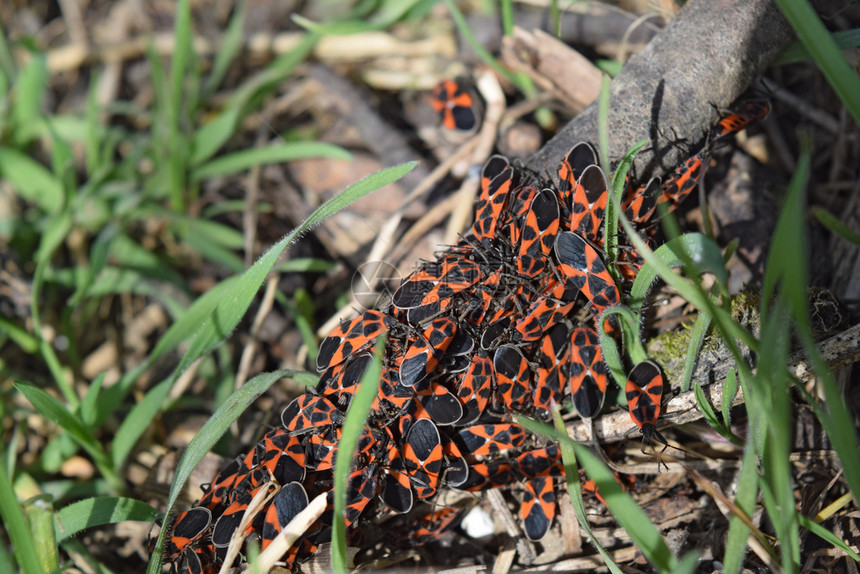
[
  {"left": 95, "top": 275, "right": 239, "bottom": 426},
  {"left": 777, "top": 28, "right": 860, "bottom": 65},
  {"left": 551, "top": 411, "right": 622, "bottom": 573},
  {"left": 693, "top": 383, "right": 739, "bottom": 444},
  {"left": 191, "top": 142, "right": 351, "bottom": 182},
  {"left": 0, "top": 148, "right": 64, "bottom": 213},
  {"left": 605, "top": 138, "right": 648, "bottom": 274},
  {"left": 145, "top": 369, "right": 293, "bottom": 574},
  {"left": 166, "top": 0, "right": 193, "bottom": 212},
  {"left": 443, "top": 0, "right": 517, "bottom": 86},
  {"left": 723, "top": 436, "right": 759, "bottom": 574},
  {"left": 55, "top": 497, "right": 158, "bottom": 542},
  {"left": 192, "top": 34, "right": 319, "bottom": 166},
  {"left": 517, "top": 417, "right": 679, "bottom": 571},
  {"left": 26, "top": 493, "right": 58, "bottom": 573},
  {"left": 203, "top": 0, "right": 247, "bottom": 96},
  {"left": 679, "top": 293, "right": 714, "bottom": 393},
  {"left": 13, "top": 382, "right": 119, "bottom": 491},
  {"left": 189, "top": 106, "right": 241, "bottom": 166},
  {"left": 628, "top": 233, "right": 728, "bottom": 314},
  {"left": 273, "top": 258, "right": 337, "bottom": 273},
  {"left": 114, "top": 162, "right": 416, "bottom": 471},
  {"left": 721, "top": 368, "right": 738, "bottom": 427},
  {"left": 292, "top": 0, "right": 423, "bottom": 35},
  {"left": 797, "top": 514, "right": 860, "bottom": 561},
  {"left": 80, "top": 373, "right": 106, "bottom": 429},
  {"left": 11, "top": 53, "right": 47, "bottom": 145},
  {"left": 774, "top": 0, "right": 860, "bottom": 125},
  {"left": 331, "top": 336, "right": 385, "bottom": 573},
  {"left": 598, "top": 306, "right": 645, "bottom": 389},
  {"left": 813, "top": 207, "right": 860, "bottom": 246},
  {"left": 0, "top": 458, "right": 42, "bottom": 574}
]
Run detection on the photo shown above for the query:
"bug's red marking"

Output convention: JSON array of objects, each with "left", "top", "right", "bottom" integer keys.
[
  {"left": 626, "top": 360, "right": 670, "bottom": 462},
  {"left": 457, "top": 423, "right": 527, "bottom": 456},
  {"left": 655, "top": 149, "right": 707, "bottom": 212},
  {"left": 521, "top": 477, "right": 555, "bottom": 540},
  {"left": 430, "top": 79, "right": 479, "bottom": 131},
  {"left": 554, "top": 230, "right": 620, "bottom": 312},
  {"left": 568, "top": 326, "right": 609, "bottom": 419},
  {"left": 316, "top": 310, "right": 395, "bottom": 371}
]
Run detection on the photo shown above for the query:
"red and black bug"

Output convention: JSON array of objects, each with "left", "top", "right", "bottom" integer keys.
[
  {"left": 568, "top": 326, "right": 609, "bottom": 420},
  {"left": 516, "top": 188, "right": 560, "bottom": 278},
  {"left": 440, "top": 434, "right": 470, "bottom": 488},
  {"left": 281, "top": 394, "right": 345, "bottom": 435},
  {"left": 211, "top": 489, "right": 255, "bottom": 548},
  {"left": 401, "top": 506, "right": 465, "bottom": 546},
  {"left": 197, "top": 457, "right": 244, "bottom": 512},
  {"left": 460, "top": 460, "right": 516, "bottom": 491},
  {"left": 316, "top": 352, "right": 372, "bottom": 407},
  {"left": 342, "top": 465, "right": 382, "bottom": 527},
  {"left": 400, "top": 316, "right": 459, "bottom": 388},
  {"left": 654, "top": 149, "right": 707, "bottom": 212},
  {"left": 556, "top": 141, "right": 598, "bottom": 215},
  {"left": 430, "top": 79, "right": 480, "bottom": 131},
  {"left": 261, "top": 482, "right": 309, "bottom": 551},
  {"left": 710, "top": 99, "right": 771, "bottom": 142},
  {"left": 455, "top": 349, "right": 493, "bottom": 425},
  {"left": 520, "top": 477, "right": 555, "bottom": 540},
  {"left": 625, "top": 360, "right": 670, "bottom": 461},
  {"left": 554, "top": 230, "right": 620, "bottom": 312},
  {"left": 532, "top": 323, "right": 570, "bottom": 413},
  {"left": 164, "top": 507, "right": 212, "bottom": 561},
  {"left": 393, "top": 256, "right": 482, "bottom": 312},
  {"left": 568, "top": 164, "right": 609, "bottom": 245},
  {"left": 473, "top": 163, "right": 516, "bottom": 243},
  {"left": 512, "top": 278, "right": 575, "bottom": 343},
  {"left": 457, "top": 423, "right": 527, "bottom": 456},
  {"left": 259, "top": 427, "right": 306, "bottom": 485},
  {"left": 316, "top": 310, "right": 395, "bottom": 372},
  {"left": 514, "top": 445, "right": 564, "bottom": 479},
  {"left": 492, "top": 345, "right": 531, "bottom": 413},
  {"left": 415, "top": 380, "right": 464, "bottom": 426},
  {"left": 621, "top": 176, "right": 661, "bottom": 225},
  {"left": 402, "top": 418, "right": 444, "bottom": 499}
]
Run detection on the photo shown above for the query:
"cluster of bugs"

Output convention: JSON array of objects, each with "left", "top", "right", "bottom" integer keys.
[{"left": 155, "top": 82, "right": 770, "bottom": 573}]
